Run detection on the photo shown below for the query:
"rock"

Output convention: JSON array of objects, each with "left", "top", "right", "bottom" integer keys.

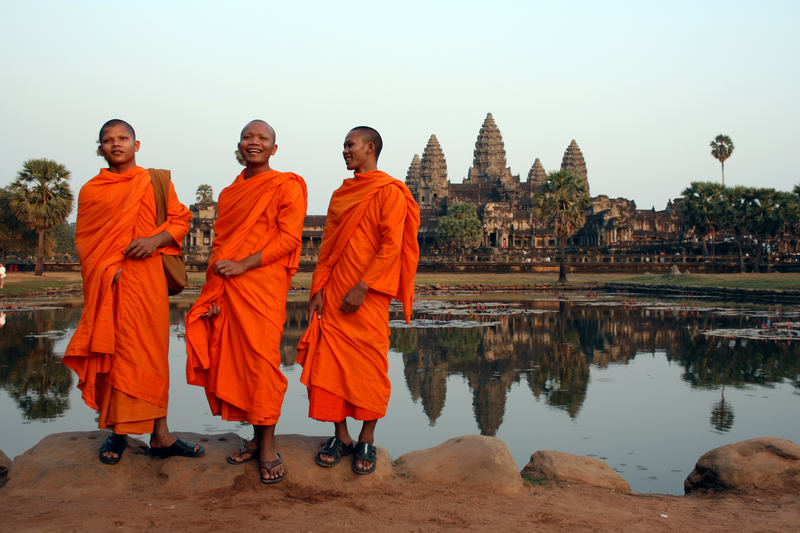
[
  {"left": 521, "top": 450, "right": 631, "bottom": 493},
  {"left": 0, "top": 449, "right": 10, "bottom": 488},
  {"left": 395, "top": 435, "right": 522, "bottom": 495},
  {"left": 684, "top": 437, "right": 800, "bottom": 494},
  {"left": 4, "top": 431, "right": 393, "bottom": 494}
]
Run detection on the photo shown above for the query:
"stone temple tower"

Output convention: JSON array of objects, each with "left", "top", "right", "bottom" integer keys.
[
  {"left": 464, "top": 113, "right": 517, "bottom": 190},
  {"left": 407, "top": 135, "right": 449, "bottom": 213},
  {"left": 560, "top": 139, "right": 590, "bottom": 196},
  {"left": 526, "top": 157, "right": 547, "bottom": 194},
  {"left": 405, "top": 153, "right": 422, "bottom": 199}
]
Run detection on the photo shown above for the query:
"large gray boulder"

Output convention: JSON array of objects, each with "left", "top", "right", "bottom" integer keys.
[
  {"left": 395, "top": 435, "right": 523, "bottom": 494},
  {"left": 684, "top": 437, "right": 800, "bottom": 494},
  {"left": 521, "top": 450, "right": 631, "bottom": 493}
]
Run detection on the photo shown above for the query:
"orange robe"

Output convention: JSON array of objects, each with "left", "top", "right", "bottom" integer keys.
[
  {"left": 64, "top": 166, "right": 191, "bottom": 434},
  {"left": 296, "top": 170, "right": 420, "bottom": 419},
  {"left": 185, "top": 170, "right": 307, "bottom": 425}
]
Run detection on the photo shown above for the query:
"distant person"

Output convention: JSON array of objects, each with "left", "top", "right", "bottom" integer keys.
[
  {"left": 296, "top": 126, "right": 420, "bottom": 474},
  {"left": 185, "top": 120, "right": 307, "bottom": 484},
  {"left": 64, "top": 119, "right": 203, "bottom": 464},
  {"left": 0, "top": 262, "right": 5, "bottom": 288}
]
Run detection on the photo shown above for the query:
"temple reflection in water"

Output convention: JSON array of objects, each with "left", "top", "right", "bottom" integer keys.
[
  {"left": 2, "top": 297, "right": 798, "bottom": 439},
  {"left": 277, "top": 297, "right": 799, "bottom": 436}
]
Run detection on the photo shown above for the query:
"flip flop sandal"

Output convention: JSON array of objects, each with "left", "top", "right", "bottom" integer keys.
[
  {"left": 315, "top": 436, "right": 355, "bottom": 467},
  {"left": 149, "top": 438, "right": 205, "bottom": 459},
  {"left": 260, "top": 453, "right": 286, "bottom": 484},
  {"left": 226, "top": 446, "right": 258, "bottom": 465},
  {"left": 99, "top": 434, "right": 128, "bottom": 465},
  {"left": 351, "top": 441, "right": 377, "bottom": 475}
]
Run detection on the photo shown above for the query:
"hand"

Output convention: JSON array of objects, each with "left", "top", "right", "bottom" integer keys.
[
  {"left": 309, "top": 290, "right": 324, "bottom": 319},
  {"left": 123, "top": 236, "right": 160, "bottom": 259},
  {"left": 201, "top": 302, "right": 220, "bottom": 318},
  {"left": 213, "top": 260, "right": 248, "bottom": 278},
  {"left": 340, "top": 281, "right": 368, "bottom": 313}
]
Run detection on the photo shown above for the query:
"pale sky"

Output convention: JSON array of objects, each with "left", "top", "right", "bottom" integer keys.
[{"left": 1, "top": 1, "right": 797, "bottom": 218}]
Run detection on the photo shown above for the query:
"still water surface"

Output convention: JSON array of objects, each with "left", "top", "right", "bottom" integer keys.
[{"left": 1, "top": 293, "right": 798, "bottom": 495}]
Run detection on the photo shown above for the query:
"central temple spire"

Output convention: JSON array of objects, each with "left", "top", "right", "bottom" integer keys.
[{"left": 465, "top": 113, "right": 516, "bottom": 188}]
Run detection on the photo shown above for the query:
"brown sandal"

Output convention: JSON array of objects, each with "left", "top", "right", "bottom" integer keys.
[{"left": 260, "top": 453, "right": 285, "bottom": 484}]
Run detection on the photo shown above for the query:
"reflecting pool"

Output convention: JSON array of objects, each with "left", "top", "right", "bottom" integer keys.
[{"left": 0, "top": 293, "right": 798, "bottom": 494}]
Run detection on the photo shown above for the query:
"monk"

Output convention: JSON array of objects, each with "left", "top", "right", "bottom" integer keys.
[
  {"left": 296, "top": 126, "right": 420, "bottom": 475},
  {"left": 64, "top": 119, "right": 203, "bottom": 464},
  {"left": 185, "top": 120, "right": 307, "bottom": 484}
]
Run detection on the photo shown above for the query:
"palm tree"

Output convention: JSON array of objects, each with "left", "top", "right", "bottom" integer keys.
[
  {"left": 710, "top": 134, "right": 734, "bottom": 186},
  {"left": 680, "top": 181, "right": 724, "bottom": 258},
  {"left": 195, "top": 184, "right": 214, "bottom": 203},
  {"left": 9, "top": 159, "right": 74, "bottom": 276},
  {"left": 533, "top": 170, "right": 591, "bottom": 283}
]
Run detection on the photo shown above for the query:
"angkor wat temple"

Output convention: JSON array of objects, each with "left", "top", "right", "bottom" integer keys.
[
  {"left": 403, "top": 112, "right": 681, "bottom": 255},
  {"left": 183, "top": 113, "right": 684, "bottom": 269}
]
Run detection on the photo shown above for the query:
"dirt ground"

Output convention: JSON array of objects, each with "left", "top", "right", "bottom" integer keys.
[{"left": 1, "top": 478, "right": 797, "bottom": 533}]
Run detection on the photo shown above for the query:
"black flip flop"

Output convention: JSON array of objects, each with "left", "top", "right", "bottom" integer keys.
[
  {"left": 351, "top": 441, "right": 377, "bottom": 475},
  {"left": 99, "top": 434, "right": 128, "bottom": 465},
  {"left": 148, "top": 438, "right": 205, "bottom": 459},
  {"left": 315, "top": 436, "right": 355, "bottom": 467}
]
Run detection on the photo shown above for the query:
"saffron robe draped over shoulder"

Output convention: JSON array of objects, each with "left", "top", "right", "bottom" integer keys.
[
  {"left": 185, "top": 170, "right": 307, "bottom": 425},
  {"left": 296, "top": 170, "right": 420, "bottom": 417},
  {"left": 63, "top": 166, "right": 191, "bottom": 434}
]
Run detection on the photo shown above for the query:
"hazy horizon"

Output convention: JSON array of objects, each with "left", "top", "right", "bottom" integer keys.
[{"left": 1, "top": 1, "right": 797, "bottom": 219}]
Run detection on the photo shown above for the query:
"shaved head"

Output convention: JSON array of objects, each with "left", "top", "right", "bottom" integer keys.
[
  {"left": 349, "top": 126, "right": 382, "bottom": 157},
  {"left": 99, "top": 119, "right": 135, "bottom": 141},
  {"left": 241, "top": 119, "right": 276, "bottom": 142}
]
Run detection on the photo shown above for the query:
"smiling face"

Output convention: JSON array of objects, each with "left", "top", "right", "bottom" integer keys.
[
  {"left": 238, "top": 121, "right": 277, "bottom": 174},
  {"left": 98, "top": 124, "right": 139, "bottom": 172},
  {"left": 343, "top": 130, "right": 376, "bottom": 173}
]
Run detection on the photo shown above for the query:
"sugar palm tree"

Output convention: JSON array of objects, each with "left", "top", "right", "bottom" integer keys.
[
  {"left": 9, "top": 159, "right": 74, "bottom": 276},
  {"left": 710, "top": 134, "right": 734, "bottom": 186},
  {"left": 534, "top": 170, "right": 591, "bottom": 283},
  {"left": 680, "top": 181, "right": 724, "bottom": 258},
  {"left": 195, "top": 184, "right": 214, "bottom": 203}
]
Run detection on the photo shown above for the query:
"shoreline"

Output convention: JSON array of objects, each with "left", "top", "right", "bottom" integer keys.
[
  {"left": 4, "top": 271, "right": 800, "bottom": 303},
  {"left": 2, "top": 431, "right": 798, "bottom": 532}
]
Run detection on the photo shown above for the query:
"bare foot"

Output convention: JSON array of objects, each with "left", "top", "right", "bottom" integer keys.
[{"left": 227, "top": 442, "right": 258, "bottom": 464}]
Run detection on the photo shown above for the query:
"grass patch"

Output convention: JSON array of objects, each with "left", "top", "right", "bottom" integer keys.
[
  {"left": 609, "top": 273, "right": 800, "bottom": 290},
  {"left": 0, "top": 272, "right": 83, "bottom": 297},
  {"left": 522, "top": 475, "right": 551, "bottom": 486}
]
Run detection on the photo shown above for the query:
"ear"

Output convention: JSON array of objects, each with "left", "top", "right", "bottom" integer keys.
[
  {"left": 271, "top": 143, "right": 278, "bottom": 156},
  {"left": 134, "top": 140, "right": 141, "bottom": 153}
]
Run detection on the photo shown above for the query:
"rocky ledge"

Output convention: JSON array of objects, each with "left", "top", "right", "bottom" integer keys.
[{"left": 1, "top": 433, "right": 798, "bottom": 497}]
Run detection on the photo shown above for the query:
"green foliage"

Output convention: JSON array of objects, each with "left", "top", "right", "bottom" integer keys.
[
  {"left": 0, "top": 187, "right": 38, "bottom": 255},
  {"left": 533, "top": 170, "right": 591, "bottom": 240},
  {"left": 9, "top": 158, "right": 74, "bottom": 275},
  {"left": 436, "top": 203, "right": 482, "bottom": 251},
  {"left": 10, "top": 159, "right": 74, "bottom": 232},
  {"left": 50, "top": 222, "right": 76, "bottom": 256},
  {"left": 710, "top": 134, "right": 734, "bottom": 185},
  {"left": 533, "top": 170, "right": 591, "bottom": 282},
  {"left": 195, "top": 184, "right": 214, "bottom": 203},
  {"left": 680, "top": 181, "right": 724, "bottom": 239}
]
